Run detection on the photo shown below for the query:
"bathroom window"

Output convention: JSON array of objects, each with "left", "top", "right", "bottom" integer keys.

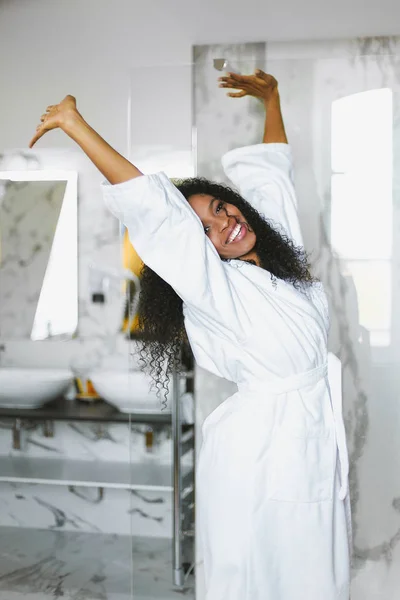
[{"left": 331, "top": 89, "right": 393, "bottom": 346}]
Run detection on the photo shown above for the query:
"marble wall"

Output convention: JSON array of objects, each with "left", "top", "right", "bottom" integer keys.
[
  {"left": 193, "top": 37, "right": 400, "bottom": 600},
  {"left": 0, "top": 419, "right": 175, "bottom": 537}
]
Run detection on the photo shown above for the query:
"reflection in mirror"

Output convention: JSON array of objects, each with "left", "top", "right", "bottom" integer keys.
[{"left": 0, "top": 170, "right": 78, "bottom": 340}]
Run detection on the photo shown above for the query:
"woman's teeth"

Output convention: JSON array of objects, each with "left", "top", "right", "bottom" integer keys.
[{"left": 227, "top": 223, "right": 242, "bottom": 244}]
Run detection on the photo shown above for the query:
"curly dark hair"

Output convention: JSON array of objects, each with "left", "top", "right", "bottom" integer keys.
[{"left": 134, "top": 177, "right": 315, "bottom": 404}]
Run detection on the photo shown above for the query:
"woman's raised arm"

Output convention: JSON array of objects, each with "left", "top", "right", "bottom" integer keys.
[
  {"left": 218, "top": 70, "right": 288, "bottom": 144},
  {"left": 29, "top": 95, "right": 143, "bottom": 184},
  {"left": 29, "top": 95, "right": 250, "bottom": 343},
  {"left": 219, "top": 71, "right": 302, "bottom": 247}
]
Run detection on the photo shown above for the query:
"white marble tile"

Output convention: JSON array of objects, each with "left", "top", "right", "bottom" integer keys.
[
  {"left": 0, "top": 482, "right": 172, "bottom": 537},
  {"left": 0, "top": 417, "right": 176, "bottom": 464}
]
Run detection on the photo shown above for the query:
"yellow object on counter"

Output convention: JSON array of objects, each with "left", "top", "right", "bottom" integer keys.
[{"left": 74, "top": 378, "right": 100, "bottom": 401}]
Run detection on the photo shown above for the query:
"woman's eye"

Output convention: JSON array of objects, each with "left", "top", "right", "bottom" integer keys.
[
  {"left": 204, "top": 225, "right": 210, "bottom": 234},
  {"left": 215, "top": 201, "right": 224, "bottom": 214}
]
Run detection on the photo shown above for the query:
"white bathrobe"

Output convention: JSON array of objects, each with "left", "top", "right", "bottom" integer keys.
[{"left": 102, "top": 143, "right": 352, "bottom": 600}]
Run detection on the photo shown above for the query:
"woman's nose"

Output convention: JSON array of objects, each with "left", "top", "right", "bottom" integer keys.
[{"left": 219, "top": 214, "right": 230, "bottom": 233}]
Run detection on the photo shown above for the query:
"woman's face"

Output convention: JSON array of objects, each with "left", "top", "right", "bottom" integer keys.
[{"left": 188, "top": 194, "right": 257, "bottom": 260}]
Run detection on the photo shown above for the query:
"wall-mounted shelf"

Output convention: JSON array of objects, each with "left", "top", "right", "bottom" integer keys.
[
  {"left": 0, "top": 455, "right": 191, "bottom": 492},
  {"left": 0, "top": 397, "right": 193, "bottom": 430}
]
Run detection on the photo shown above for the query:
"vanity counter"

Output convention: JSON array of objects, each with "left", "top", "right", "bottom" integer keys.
[{"left": 0, "top": 397, "right": 193, "bottom": 429}]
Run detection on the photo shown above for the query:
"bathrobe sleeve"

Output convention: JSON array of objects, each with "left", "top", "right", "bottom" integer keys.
[
  {"left": 221, "top": 143, "right": 304, "bottom": 248},
  {"left": 101, "top": 173, "right": 250, "bottom": 342}
]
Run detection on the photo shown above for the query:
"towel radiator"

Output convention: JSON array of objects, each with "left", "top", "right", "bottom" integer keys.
[{"left": 172, "top": 367, "right": 195, "bottom": 589}]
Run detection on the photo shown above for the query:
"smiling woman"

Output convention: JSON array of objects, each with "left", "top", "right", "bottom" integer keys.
[
  {"left": 135, "top": 168, "right": 314, "bottom": 401},
  {"left": 29, "top": 69, "right": 351, "bottom": 600}
]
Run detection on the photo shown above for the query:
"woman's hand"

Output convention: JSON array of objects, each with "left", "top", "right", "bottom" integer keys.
[
  {"left": 218, "top": 70, "right": 278, "bottom": 103},
  {"left": 29, "top": 95, "right": 79, "bottom": 148}
]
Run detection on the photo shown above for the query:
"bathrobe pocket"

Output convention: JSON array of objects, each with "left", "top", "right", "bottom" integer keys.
[{"left": 267, "top": 425, "right": 336, "bottom": 503}]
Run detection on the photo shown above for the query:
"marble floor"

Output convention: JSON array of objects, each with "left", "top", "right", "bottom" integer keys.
[{"left": 0, "top": 527, "right": 194, "bottom": 599}]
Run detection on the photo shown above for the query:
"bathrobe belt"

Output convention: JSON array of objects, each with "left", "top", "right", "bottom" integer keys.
[{"left": 237, "top": 363, "right": 349, "bottom": 501}]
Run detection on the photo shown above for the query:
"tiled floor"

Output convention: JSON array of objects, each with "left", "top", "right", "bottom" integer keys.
[{"left": 0, "top": 527, "right": 194, "bottom": 599}]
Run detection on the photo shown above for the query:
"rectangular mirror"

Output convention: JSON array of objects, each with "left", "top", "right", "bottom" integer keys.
[{"left": 0, "top": 170, "right": 78, "bottom": 340}]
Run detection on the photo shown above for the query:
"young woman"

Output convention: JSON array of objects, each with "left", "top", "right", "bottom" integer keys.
[{"left": 30, "top": 70, "right": 351, "bottom": 599}]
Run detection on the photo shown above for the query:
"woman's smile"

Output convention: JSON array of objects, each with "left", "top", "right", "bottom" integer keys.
[{"left": 226, "top": 222, "right": 247, "bottom": 244}]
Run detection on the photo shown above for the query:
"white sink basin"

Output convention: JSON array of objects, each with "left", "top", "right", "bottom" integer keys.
[
  {"left": 0, "top": 368, "right": 73, "bottom": 409},
  {"left": 89, "top": 370, "right": 174, "bottom": 413}
]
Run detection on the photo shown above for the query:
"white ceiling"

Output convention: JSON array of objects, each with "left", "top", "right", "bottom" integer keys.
[
  {"left": 167, "top": 0, "right": 399, "bottom": 43},
  {"left": 1, "top": 0, "right": 399, "bottom": 45}
]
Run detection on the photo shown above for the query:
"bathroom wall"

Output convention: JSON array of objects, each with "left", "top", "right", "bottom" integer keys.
[
  {"left": 0, "top": 148, "right": 176, "bottom": 539},
  {"left": 193, "top": 37, "right": 400, "bottom": 600}
]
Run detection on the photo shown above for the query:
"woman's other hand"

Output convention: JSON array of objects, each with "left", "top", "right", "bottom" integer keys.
[
  {"left": 218, "top": 70, "right": 278, "bottom": 103},
  {"left": 29, "top": 95, "right": 79, "bottom": 147}
]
